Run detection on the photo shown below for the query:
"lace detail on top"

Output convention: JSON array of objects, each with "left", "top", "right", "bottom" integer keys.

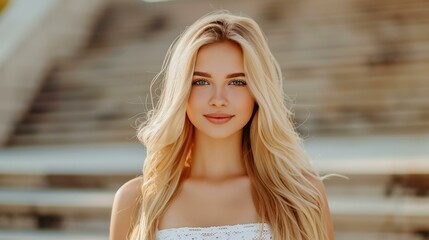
[{"left": 156, "top": 223, "right": 272, "bottom": 240}]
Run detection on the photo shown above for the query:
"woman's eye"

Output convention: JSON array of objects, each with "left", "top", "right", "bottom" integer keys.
[
  {"left": 192, "top": 79, "right": 209, "bottom": 85},
  {"left": 229, "top": 79, "right": 247, "bottom": 86}
]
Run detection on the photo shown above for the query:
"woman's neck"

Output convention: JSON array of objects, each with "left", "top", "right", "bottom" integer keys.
[{"left": 188, "top": 131, "right": 247, "bottom": 181}]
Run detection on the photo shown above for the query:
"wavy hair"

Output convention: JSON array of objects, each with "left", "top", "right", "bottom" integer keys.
[{"left": 132, "top": 10, "right": 329, "bottom": 240}]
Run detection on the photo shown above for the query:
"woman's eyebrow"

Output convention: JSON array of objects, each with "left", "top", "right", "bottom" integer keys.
[
  {"left": 193, "top": 71, "right": 211, "bottom": 77},
  {"left": 226, "top": 73, "right": 245, "bottom": 78},
  {"left": 193, "top": 71, "right": 245, "bottom": 78}
]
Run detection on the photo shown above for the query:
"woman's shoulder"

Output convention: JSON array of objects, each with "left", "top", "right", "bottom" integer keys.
[
  {"left": 112, "top": 176, "right": 143, "bottom": 213},
  {"left": 110, "top": 176, "right": 143, "bottom": 240},
  {"left": 115, "top": 176, "right": 143, "bottom": 201}
]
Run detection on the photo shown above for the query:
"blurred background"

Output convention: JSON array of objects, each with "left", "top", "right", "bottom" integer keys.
[{"left": 0, "top": 0, "right": 428, "bottom": 239}]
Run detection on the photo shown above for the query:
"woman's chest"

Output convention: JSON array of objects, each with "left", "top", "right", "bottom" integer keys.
[{"left": 159, "top": 177, "right": 259, "bottom": 229}]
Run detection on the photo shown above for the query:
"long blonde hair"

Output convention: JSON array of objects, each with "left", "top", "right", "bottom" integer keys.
[{"left": 133, "top": 11, "right": 328, "bottom": 240}]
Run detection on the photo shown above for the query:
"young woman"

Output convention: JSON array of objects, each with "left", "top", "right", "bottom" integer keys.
[{"left": 110, "top": 11, "right": 334, "bottom": 240}]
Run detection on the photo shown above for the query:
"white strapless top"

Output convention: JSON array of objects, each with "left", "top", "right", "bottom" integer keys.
[{"left": 156, "top": 223, "right": 272, "bottom": 240}]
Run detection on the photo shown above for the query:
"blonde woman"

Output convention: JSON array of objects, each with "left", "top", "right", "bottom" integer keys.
[{"left": 110, "top": 11, "right": 334, "bottom": 240}]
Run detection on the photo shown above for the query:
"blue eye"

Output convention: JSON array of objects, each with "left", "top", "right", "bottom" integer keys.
[
  {"left": 229, "top": 79, "right": 247, "bottom": 86},
  {"left": 192, "top": 79, "right": 209, "bottom": 85}
]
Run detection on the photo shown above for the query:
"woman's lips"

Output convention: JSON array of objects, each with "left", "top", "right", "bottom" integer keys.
[{"left": 203, "top": 113, "right": 234, "bottom": 124}]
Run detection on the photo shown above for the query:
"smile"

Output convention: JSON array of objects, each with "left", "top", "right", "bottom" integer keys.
[{"left": 203, "top": 113, "right": 234, "bottom": 125}]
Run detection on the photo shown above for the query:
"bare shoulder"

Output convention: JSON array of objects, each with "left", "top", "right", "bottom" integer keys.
[
  {"left": 109, "top": 176, "right": 143, "bottom": 240},
  {"left": 116, "top": 176, "right": 143, "bottom": 202}
]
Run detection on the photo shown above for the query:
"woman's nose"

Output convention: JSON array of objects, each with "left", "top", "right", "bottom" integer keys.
[{"left": 209, "top": 86, "right": 228, "bottom": 107}]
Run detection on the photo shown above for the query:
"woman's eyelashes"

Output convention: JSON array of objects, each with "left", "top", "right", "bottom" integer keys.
[
  {"left": 192, "top": 79, "right": 209, "bottom": 85},
  {"left": 229, "top": 79, "right": 247, "bottom": 86},
  {"left": 191, "top": 79, "right": 247, "bottom": 86}
]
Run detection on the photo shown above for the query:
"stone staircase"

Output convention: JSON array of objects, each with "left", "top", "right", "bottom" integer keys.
[
  {"left": 1, "top": 0, "right": 429, "bottom": 239},
  {"left": 1, "top": 136, "right": 429, "bottom": 239},
  {"left": 0, "top": 144, "right": 143, "bottom": 239},
  {"left": 6, "top": 0, "right": 429, "bottom": 146}
]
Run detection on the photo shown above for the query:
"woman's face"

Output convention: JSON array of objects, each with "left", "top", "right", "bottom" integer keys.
[{"left": 186, "top": 40, "right": 255, "bottom": 139}]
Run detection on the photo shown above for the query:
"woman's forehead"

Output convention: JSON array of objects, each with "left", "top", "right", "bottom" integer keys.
[{"left": 194, "top": 41, "right": 244, "bottom": 77}]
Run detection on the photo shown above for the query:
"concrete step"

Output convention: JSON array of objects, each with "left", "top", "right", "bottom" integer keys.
[
  {"left": 0, "top": 214, "right": 109, "bottom": 233},
  {"left": 0, "top": 188, "right": 113, "bottom": 231},
  {"left": 28, "top": 98, "right": 147, "bottom": 115},
  {"left": 293, "top": 96, "right": 429, "bottom": 112},
  {"left": 0, "top": 188, "right": 113, "bottom": 217},
  {"left": 38, "top": 79, "right": 148, "bottom": 99},
  {"left": 267, "top": 19, "right": 429, "bottom": 45},
  {"left": 290, "top": 89, "right": 429, "bottom": 105},
  {"left": 334, "top": 230, "right": 426, "bottom": 240},
  {"left": 288, "top": 66, "right": 428, "bottom": 82},
  {"left": 277, "top": 50, "right": 429, "bottom": 72},
  {"left": 0, "top": 173, "right": 133, "bottom": 189},
  {"left": 300, "top": 120, "right": 429, "bottom": 135},
  {"left": 330, "top": 196, "right": 429, "bottom": 232},
  {"left": 0, "top": 143, "right": 144, "bottom": 174},
  {"left": 277, "top": 39, "right": 429, "bottom": 60},
  {"left": 0, "top": 230, "right": 106, "bottom": 240},
  {"left": 8, "top": 129, "right": 137, "bottom": 146},
  {"left": 294, "top": 109, "right": 429, "bottom": 124},
  {"left": 14, "top": 119, "right": 132, "bottom": 134},
  {"left": 23, "top": 109, "right": 139, "bottom": 124}
]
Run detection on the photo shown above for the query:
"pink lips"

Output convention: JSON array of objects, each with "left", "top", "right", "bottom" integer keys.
[{"left": 204, "top": 113, "right": 234, "bottom": 124}]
